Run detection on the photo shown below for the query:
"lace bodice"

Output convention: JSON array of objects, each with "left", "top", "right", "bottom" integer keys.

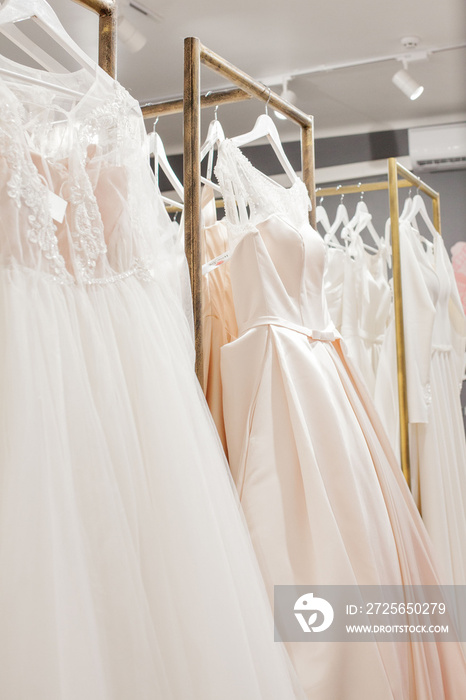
[
  {"left": 215, "top": 140, "right": 336, "bottom": 337},
  {"left": 215, "top": 139, "right": 310, "bottom": 244},
  {"left": 0, "top": 56, "right": 170, "bottom": 286}
]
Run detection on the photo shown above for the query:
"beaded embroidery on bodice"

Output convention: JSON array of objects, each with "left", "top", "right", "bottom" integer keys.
[
  {"left": 215, "top": 139, "right": 310, "bottom": 245},
  {"left": 215, "top": 140, "right": 336, "bottom": 338},
  {"left": 0, "top": 60, "right": 156, "bottom": 286}
]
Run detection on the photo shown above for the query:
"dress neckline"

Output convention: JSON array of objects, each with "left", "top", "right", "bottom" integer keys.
[
  {"left": 403, "top": 220, "right": 439, "bottom": 274},
  {"left": 215, "top": 139, "right": 312, "bottom": 238},
  {"left": 218, "top": 138, "right": 307, "bottom": 196}
]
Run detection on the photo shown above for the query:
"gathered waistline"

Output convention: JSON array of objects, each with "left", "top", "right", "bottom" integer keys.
[{"left": 239, "top": 316, "right": 340, "bottom": 342}]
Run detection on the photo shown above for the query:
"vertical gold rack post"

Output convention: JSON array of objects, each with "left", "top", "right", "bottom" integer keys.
[
  {"left": 387, "top": 159, "right": 440, "bottom": 486},
  {"left": 317, "top": 161, "right": 441, "bottom": 487},
  {"left": 71, "top": 0, "right": 117, "bottom": 77},
  {"left": 142, "top": 37, "right": 315, "bottom": 385}
]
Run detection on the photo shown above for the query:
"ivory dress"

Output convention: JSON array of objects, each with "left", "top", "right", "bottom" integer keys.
[
  {"left": 0, "top": 59, "right": 305, "bottom": 700},
  {"left": 375, "top": 221, "right": 466, "bottom": 589},
  {"left": 323, "top": 246, "right": 345, "bottom": 330},
  {"left": 324, "top": 235, "right": 391, "bottom": 396},
  {"left": 215, "top": 139, "right": 466, "bottom": 700}
]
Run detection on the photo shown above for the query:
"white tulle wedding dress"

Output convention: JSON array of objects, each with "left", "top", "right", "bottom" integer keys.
[{"left": 0, "top": 57, "right": 305, "bottom": 700}]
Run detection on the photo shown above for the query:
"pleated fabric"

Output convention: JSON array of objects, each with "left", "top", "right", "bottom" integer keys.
[{"left": 216, "top": 139, "right": 466, "bottom": 699}]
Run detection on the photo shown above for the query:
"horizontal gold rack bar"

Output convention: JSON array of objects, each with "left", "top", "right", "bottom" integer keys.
[
  {"left": 141, "top": 87, "right": 252, "bottom": 118},
  {"left": 200, "top": 44, "right": 312, "bottom": 127},
  {"left": 72, "top": 0, "right": 115, "bottom": 13},
  {"left": 316, "top": 177, "right": 439, "bottom": 198}
]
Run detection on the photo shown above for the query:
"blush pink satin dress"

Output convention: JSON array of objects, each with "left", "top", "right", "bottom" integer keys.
[
  {"left": 201, "top": 184, "right": 238, "bottom": 455},
  {"left": 215, "top": 139, "right": 466, "bottom": 700}
]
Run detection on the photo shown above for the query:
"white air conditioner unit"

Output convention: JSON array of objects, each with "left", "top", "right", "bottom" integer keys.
[{"left": 409, "top": 123, "right": 466, "bottom": 172}]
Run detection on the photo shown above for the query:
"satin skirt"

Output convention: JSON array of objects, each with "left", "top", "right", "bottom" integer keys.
[{"left": 222, "top": 322, "right": 466, "bottom": 699}]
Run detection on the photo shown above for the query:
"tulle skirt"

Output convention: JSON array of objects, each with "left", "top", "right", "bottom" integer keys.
[{"left": 0, "top": 266, "right": 303, "bottom": 700}]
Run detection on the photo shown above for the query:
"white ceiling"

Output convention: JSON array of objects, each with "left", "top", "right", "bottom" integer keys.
[{"left": 2, "top": 0, "right": 466, "bottom": 153}]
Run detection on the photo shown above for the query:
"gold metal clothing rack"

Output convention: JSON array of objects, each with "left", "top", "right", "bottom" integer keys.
[
  {"left": 388, "top": 160, "right": 440, "bottom": 488},
  {"left": 142, "top": 37, "right": 315, "bottom": 385},
  {"left": 142, "top": 87, "right": 253, "bottom": 118},
  {"left": 71, "top": 0, "right": 116, "bottom": 77},
  {"left": 317, "top": 158, "right": 441, "bottom": 488}
]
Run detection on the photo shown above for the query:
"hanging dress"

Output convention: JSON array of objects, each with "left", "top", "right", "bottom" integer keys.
[
  {"left": 341, "top": 235, "right": 391, "bottom": 396},
  {"left": 323, "top": 244, "right": 345, "bottom": 329},
  {"left": 201, "top": 183, "right": 238, "bottom": 454},
  {"left": 375, "top": 221, "right": 466, "bottom": 589},
  {"left": 215, "top": 138, "right": 466, "bottom": 700},
  {"left": 324, "top": 234, "right": 391, "bottom": 396},
  {"left": 0, "top": 58, "right": 306, "bottom": 700}
]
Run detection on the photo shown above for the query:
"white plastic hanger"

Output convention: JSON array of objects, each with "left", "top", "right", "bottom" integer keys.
[
  {"left": 0, "top": 25, "right": 65, "bottom": 73},
  {"left": 383, "top": 218, "right": 393, "bottom": 269},
  {"left": 200, "top": 116, "right": 224, "bottom": 194},
  {"left": 400, "top": 193, "right": 413, "bottom": 219},
  {"left": 349, "top": 200, "right": 380, "bottom": 251},
  {"left": 315, "top": 204, "right": 331, "bottom": 234},
  {"left": 0, "top": 62, "right": 87, "bottom": 97},
  {"left": 381, "top": 192, "right": 413, "bottom": 270},
  {"left": 324, "top": 197, "right": 350, "bottom": 248},
  {"left": 148, "top": 128, "right": 184, "bottom": 209},
  {"left": 0, "top": 0, "right": 102, "bottom": 73},
  {"left": 0, "top": 0, "right": 116, "bottom": 98},
  {"left": 200, "top": 117, "right": 225, "bottom": 165},
  {"left": 232, "top": 113, "right": 298, "bottom": 185},
  {"left": 401, "top": 193, "right": 438, "bottom": 238}
]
